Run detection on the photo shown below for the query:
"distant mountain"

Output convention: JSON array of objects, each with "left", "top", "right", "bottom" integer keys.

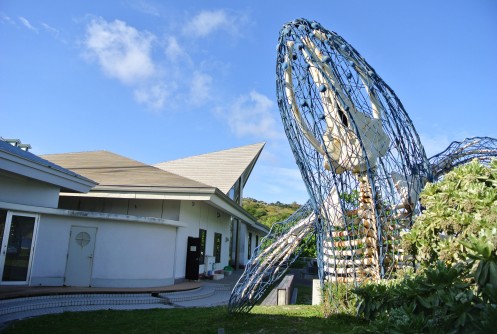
[{"left": 242, "top": 197, "right": 301, "bottom": 228}]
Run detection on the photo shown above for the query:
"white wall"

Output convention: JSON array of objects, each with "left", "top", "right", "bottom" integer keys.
[
  {"left": 0, "top": 171, "right": 59, "bottom": 208},
  {"left": 91, "top": 220, "right": 177, "bottom": 287},
  {"left": 59, "top": 196, "right": 231, "bottom": 280},
  {"left": 176, "top": 200, "right": 231, "bottom": 280},
  {"left": 237, "top": 223, "right": 248, "bottom": 266},
  {"left": 58, "top": 196, "right": 233, "bottom": 282},
  {"left": 30, "top": 214, "right": 177, "bottom": 287}
]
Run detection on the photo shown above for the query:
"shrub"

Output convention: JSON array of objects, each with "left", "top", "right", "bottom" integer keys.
[
  {"left": 353, "top": 160, "right": 497, "bottom": 333},
  {"left": 322, "top": 282, "right": 357, "bottom": 317},
  {"left": 354, "top": 253, "right": 497, "bottom": 333},
  {"left": 402, "top": 159, "right": 497, "bottom": 266}
]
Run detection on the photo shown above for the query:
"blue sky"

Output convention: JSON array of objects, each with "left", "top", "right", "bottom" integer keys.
[{"left": 1, "top": 1, "right": 496, "bottom": 204}]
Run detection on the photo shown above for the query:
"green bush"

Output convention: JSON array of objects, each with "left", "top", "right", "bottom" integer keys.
[
  {"left": 403, "top": 159, "right": 497, "bottom": 266},
  {"left": 352, "top": 160, "right": 497, "bottom": 333},
  {"left": 354, "top": 257, "right": 497, "bottom": 332},
  {"left": 322, "top": 282, "right": 357, "bottom": 316},
  {"left": 353, "top": 262, "right": 475, "bottom": 333}
]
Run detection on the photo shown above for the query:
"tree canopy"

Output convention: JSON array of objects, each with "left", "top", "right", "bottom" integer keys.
[{"left": 242, "top": 197, "right": 301, "bottom": 228}]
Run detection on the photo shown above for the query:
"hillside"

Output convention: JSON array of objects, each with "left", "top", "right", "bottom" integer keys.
[{"left": 242, "top": 198, "right": 301, "bottom": 228}]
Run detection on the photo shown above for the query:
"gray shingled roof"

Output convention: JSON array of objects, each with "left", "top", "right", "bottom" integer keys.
[
  {"left": 154, "top": 143, "right": 265, "bottom": 194},
  {"left": 41, "top": 151, "right": 211, "bottom": 190}
]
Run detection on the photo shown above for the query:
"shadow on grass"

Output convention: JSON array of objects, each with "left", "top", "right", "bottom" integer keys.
[{"left": 3, "top": 305, "right": 369, "bottom": 334}]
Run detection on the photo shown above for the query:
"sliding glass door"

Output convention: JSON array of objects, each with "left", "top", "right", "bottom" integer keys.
[{"left": 0, "top": 211, "right": 39, "bottom": 284}]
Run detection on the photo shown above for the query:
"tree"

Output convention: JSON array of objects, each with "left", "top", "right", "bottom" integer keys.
[{"left": 242, "top": 198, "right": 301, "bottom": 229}]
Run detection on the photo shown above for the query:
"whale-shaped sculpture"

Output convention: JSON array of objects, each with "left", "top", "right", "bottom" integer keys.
[{"left": 228, "top": 18, "right": 497, "bottom": 313}]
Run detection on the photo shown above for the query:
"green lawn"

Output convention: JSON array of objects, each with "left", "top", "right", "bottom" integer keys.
[
  {"left": 3, "top": 284, "right": 369, "bottom": 334},
  {"left": 3, "top": 305, "right": 368, "bottom": 334}
]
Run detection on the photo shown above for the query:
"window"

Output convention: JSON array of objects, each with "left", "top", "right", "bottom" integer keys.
[
  {"left": 213, "top": 233, "right": 222, "bottom": 263},
  {"left": 256, "top": 235, "right": 259, "bottom": 248},
  {"left": 199, "top": 229, "right": 206, "bottom": 265},
  {"left": 248, "top": 233, "right": 252, "bottom": 259},
  {"left": 228, "top": 179, "right": 241, "bottom": 204}
]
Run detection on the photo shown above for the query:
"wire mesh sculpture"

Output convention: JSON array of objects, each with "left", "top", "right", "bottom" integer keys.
[
  {"left": 429, "top": 136, "right": 497, "bottom": 181},
  {"left": 228, "top": 18, "right": 497, "bottom": 314}
]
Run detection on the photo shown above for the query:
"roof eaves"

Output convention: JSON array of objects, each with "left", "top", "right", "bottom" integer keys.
[
  {"left": 211, "top": 188, "right": 269, "bottom": 234},
  {"left": 92, "top": 185, "right": 217, "bottom": 194}
]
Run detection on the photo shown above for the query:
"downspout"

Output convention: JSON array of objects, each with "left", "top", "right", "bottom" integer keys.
[
  {"left": 173, "top": 226, "right": 178, "bottom": 283},
  {"left": 235, "top": 219, "right": 240, "bottom": 270}
]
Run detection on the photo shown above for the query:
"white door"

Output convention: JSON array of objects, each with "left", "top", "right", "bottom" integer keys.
[
  {"left": 64, "top": 226, "right": 97, "bottom": 287},
  {"left": 0, "top": 211, "right": 39, "bottom": 285}
]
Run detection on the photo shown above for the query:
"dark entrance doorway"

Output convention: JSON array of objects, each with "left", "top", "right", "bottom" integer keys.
[{"left": 185, "top": 237, "right": 200, "bottom": 280}]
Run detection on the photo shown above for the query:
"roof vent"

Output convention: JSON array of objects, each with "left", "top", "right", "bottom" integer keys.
[{"left": 3, "top": 138, "right": 32, "bottom": 151}]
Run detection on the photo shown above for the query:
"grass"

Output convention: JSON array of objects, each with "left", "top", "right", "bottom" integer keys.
[
  {"left": 2, "top": 284, "right": 369, "bottom": 334},
  {"left": 3, "top": 306, "right": 368, "bottom": 334},
  {"left": 295, "top": 284, "right": 313, "bottom": 305}
]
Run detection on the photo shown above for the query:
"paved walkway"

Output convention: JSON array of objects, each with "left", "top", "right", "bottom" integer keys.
[{"left": 0, "top": 271, "right": 243, "bottom": 326}]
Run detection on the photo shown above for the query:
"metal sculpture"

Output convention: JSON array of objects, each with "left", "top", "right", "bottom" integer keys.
[{"left": 228, "top": 18, "right": 497, "bottom": 314}]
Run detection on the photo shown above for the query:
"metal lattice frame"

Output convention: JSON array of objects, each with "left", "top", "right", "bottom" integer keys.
[
  {"left": 228, "top": 18, "right": 497, "bottom": 314},
  {"left": 429, "top": 137, "right": 497, "bottom": 181},
  {"left": 228, "top": 201, "right": 315, "bottom": 313}
]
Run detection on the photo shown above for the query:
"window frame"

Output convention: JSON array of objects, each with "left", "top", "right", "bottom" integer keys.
[{"left": 213, "top": 232, "right": 222, "bottom": 263}]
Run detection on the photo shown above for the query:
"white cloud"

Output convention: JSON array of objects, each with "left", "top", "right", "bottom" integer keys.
[
  {"left": 19, "top": 16, "right": 38, "bottom": 33},
  {"left": 224, "top": 91, "right": 282, "bottom": 140},
  {"left": 84, "top": 17, "right": 156, "bottom": 85},
  {"left": 41, "top": 22, "right": 60, "bottom": 39},
  {"left": 80, "top": 15, "right": 246, "bottom": 112},
  {"left": 165, "top": 36, "right": 186, "bottom": 61},
  {"left": 189, "top": 72, "right": 213, "bottom": 106},
  {"left": 133, "top": 83, "right": 170, "bottom": 110},
  {"left": 0, "top": 12, "right": 14, "bottom": 25},
  {"left": 183, "top": 10, "right": 237, "bottom": 37},
  {"left": 131, "top": 1, "right": 160, "bottom": 17},
  {"left": 83, "top": 17, "right": 172, "bottom": 110}
]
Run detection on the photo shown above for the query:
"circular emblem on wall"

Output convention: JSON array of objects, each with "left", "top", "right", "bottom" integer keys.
[{"left": 75, "top": 232, "right": 91, "bottom": 247}]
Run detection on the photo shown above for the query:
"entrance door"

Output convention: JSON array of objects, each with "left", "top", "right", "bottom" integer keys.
[
  {"left": 185, "top": 237, "right": 200, "bottom": 280},
  {"left": 64, "top": 226, "right": 97, "bottom": 287},
  {"left": 0, "top": 212, "right": 39, "bottom": 285}
]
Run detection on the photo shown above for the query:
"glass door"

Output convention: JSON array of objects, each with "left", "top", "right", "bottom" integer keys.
[{"left": 0, "top": 212, "right": 39, "bottom": 284}]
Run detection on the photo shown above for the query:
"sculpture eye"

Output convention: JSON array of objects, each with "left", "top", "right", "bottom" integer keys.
[{"left": 337, "top": 108, "right": 348, "bottom": 127}]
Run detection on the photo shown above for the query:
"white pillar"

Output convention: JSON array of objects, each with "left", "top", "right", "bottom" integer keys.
[{"left": 312, "top": 279, "right": 322, "bottom": 305}]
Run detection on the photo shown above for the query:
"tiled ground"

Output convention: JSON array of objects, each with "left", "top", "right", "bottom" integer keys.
[{"left": 0, "top": 271, "right": 243, "bottom": 325}]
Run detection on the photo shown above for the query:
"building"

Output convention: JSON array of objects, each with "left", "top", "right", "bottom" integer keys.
[
  {"left": 0, "top": 139, "right": 268, "bottom": 287},
  {"left": 0, "top": 139, "right": 97, "bottom": 286}
]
